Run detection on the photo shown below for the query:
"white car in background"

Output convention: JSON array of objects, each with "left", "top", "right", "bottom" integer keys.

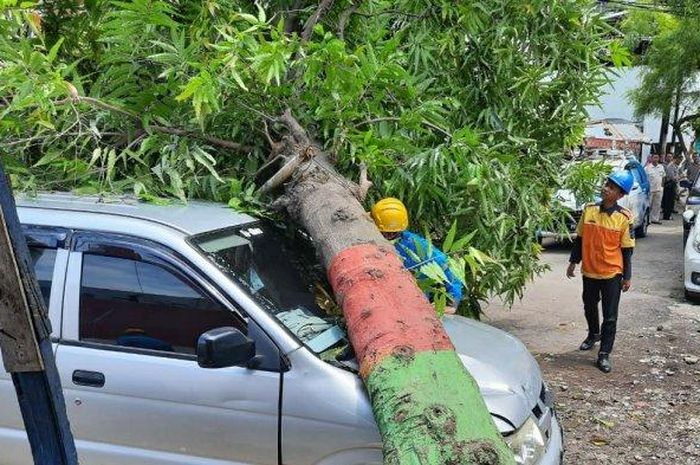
[
  {"left": 538, "top": 156, "right": 651, "bottom": 242},
  {"left": 683, "top": 210, "right": 700, "bottom": 301}
]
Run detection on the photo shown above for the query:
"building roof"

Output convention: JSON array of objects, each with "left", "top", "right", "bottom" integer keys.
[
  {"left": 16, "top": 192, "right": 256, "bottom": 236},
  {"left": 585, "top": 119, "right": 652, "bottom": 143}
]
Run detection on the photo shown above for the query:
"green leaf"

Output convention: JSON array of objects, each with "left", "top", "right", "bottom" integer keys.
[
  {"left": 47, "top": 37, "right": 64, "bottom": 63},
  {"left": 442, "top": 221, "right": 458, "bottom": 253},
  {"left": 256, "top": 2, "right": 267, "bottom": 23},
  {"left": 88, "top": 147, "right": 102, "bottom": 168},
  {"left": 192, "top": 146, "right": 223, "bottom": 182},
  {"left": 33, "top": 152, "right": 62, "bottom": 167},
  {"left": 106, "top": 149, "right": 117, "bottom": 181},
  {"left": 175, "top": 77, "right": 202, "bottom": 102},
  {"left": 237, "top": 13, "right": 259, "bottom": 24}
]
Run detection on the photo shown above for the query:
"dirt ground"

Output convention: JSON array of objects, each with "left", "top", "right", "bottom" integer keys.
[{"left": 486, "top": 216, "right": 700, "bottom": 464}]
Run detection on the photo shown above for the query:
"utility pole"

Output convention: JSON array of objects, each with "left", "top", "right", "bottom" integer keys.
[{"left": 0, "top": 161, "right": 78, "bottom": 465}]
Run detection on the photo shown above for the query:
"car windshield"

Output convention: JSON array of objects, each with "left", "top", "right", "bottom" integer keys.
[{"left": 190, "top": 222, "right": 351, "bottom": 361}]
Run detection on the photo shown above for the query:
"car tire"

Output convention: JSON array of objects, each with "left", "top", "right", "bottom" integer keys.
[
  {"left": 685, "top": 288, "right": 700, "bottom": 303},
  {"left": 635, "top": 209, "right": 649, "bottom": 238}
]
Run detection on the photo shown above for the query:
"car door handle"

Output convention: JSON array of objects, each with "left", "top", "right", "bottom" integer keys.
[{"left": 72, "top": 370, "right": 105, "bottom": 388}]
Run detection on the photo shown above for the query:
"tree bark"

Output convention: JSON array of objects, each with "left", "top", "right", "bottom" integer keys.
[
  {"left": 658, "top": 108, "right": 670, "bottom": 155},
  {"left": 270, "top": 112, "right": 515, "bottom": 465},
  {"left": 672, "top": 112, "right": 700, "bottom": 157},
  {"left": 671, "top": 88, "right": 681, "bottom": 151}
]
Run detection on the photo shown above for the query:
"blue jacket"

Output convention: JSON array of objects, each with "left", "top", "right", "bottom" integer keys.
[{"left": 393, "top": 230, "right": 464, "bottom": 305}]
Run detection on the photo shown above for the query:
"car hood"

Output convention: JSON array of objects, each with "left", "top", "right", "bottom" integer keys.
[
  {"left": 442, "top": 315, "right": 542, "bottom": 432},
  {"left": 554, "top": 189, "right": 581, "bottom": 211}
]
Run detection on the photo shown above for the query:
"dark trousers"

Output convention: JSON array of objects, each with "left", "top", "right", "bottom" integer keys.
[
  {"left": 582, "top": 275, "right": 622, "bottom": 354},
  {"left": 662, "top": 181, "right": 677, "bottom": 220}
]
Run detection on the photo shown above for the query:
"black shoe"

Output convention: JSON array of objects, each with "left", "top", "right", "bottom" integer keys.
[
  {"left": 597, "top": 353, "right": 612, "bottom": 373},
  {"left": 579, "top": 334, "right": 601, "bottom": 351},
  {"left": 652, "top": 221, "right": 662, "bottom": 225}
]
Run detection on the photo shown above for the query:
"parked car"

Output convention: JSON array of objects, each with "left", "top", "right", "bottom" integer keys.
[
  {"left": 682, "top": 209, "right": 700, "bottom": 301},
  {"left": 538, "top": 156, "right": 651, "bottom": 242},
  {"left": 0, "top": 193, "right": 562, "bottom": 465},
  {"left": 681, "top": 176, "right": 700, "bottom": 247}
]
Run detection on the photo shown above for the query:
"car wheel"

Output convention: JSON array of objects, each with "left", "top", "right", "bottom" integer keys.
[
  {"left": 635, "top": 209, "right": 649, "bottom": 238},
  {"left": 685, "top": 288, "right": 700, "bottom": 303}
]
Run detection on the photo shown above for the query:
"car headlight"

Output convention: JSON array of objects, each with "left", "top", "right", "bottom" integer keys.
[
  {"left": 694, "top": 233, "right": 700, "bottom": 253},
  {"left": 505, "top": 416, "right": 546, "bottom": 465}
]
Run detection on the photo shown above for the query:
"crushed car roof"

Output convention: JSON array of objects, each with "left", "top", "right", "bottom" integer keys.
[{"left": 16, "top": 192, "right": 256, "bottom": 236}]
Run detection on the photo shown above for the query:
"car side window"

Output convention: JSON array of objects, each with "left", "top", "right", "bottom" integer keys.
[
  {"left": 30, "top": 247, "right": 57, "bottom": 308},
  {"left": 79, "top": 253, "right": 244, "bottom": 355}
]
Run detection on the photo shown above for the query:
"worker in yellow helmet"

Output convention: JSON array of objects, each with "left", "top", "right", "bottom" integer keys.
[{"left": 371, "top": 198, "right": 463, "bottom": 313}]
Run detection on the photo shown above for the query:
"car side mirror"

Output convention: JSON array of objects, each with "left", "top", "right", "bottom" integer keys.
[
  {"left": 683, "top": 210, "right": 696, "bottom": 224},
  {"left": 680, "top": 179, "right": 694, "bottom": 189},
  {"left": 197, "top": 327, "right": 256, "bottom": 369}
]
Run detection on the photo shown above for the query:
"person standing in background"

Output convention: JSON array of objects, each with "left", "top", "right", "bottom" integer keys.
[
  {"left": 662, "top": 154, "right": 679, "bottom": 220},
  {"left": 684, "top": 151, "right": 700, "bottom": 184},
  {"left": 645, "top": 153, "right": 665, "bottom": 224}
]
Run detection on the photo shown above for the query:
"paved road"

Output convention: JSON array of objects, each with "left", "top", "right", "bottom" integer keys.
[{"left": 485, "top": 217, "right": 685, "bottom": 354}]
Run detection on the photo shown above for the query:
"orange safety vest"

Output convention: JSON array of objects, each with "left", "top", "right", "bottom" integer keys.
[{"left": 575, "top": 203, "right": 635, "bottom": 280}]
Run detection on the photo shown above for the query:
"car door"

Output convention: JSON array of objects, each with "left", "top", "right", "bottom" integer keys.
[
  {"left": 0, "top": 226, "right": 69, "bottom": 465},
  {"left": 56, "top": 232, "right": 281, "bottom": 465}
]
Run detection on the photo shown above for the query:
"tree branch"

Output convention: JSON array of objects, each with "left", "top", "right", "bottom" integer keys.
[
  {"left": 150, "top": 126, "right": 253, "bottom": 152},
  {"left": 54, "top": 95, "right": 253, "bottom": 153},
  {"left": 302, "top": 0, "right": 335, "bottom": 41},
  {"left": 277, "top": 108, "right": 311, "bottom": 145},
  {"left": 674, "top": 113, "right": 700, "bottom": 128},
  {"left": 355, "top": 162, "right": 372, "bottom": 202},
  {"left": 259, "top": 155, "right": 304, "bottom": 194},
  {"left": 55, "top": 95, "right": 137, "bottom": 120},
  {"left": 338, "top": 1, "right": 360, "bottom": 40},
  {"left": 284, "top": 1, "right": 305, "bottom": 35},
  {"left": 356, "top": 116, "right": 452, "bottom": 139}
]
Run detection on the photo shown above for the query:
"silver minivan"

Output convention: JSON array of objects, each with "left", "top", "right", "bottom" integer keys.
[{"left": 0, "top": 193, "right": 563, "bottom": 465}]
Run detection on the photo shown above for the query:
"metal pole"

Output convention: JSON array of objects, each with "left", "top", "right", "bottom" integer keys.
[{"left": 0, "top": 161, "right": 78, "bottom": 465}]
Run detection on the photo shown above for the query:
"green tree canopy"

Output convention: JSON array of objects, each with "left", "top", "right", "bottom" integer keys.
[
  {"left": 622, "top": 1, "right": 700, "bottom": 140},
  {"left": 1, "top": 0, "right": 612, "bottom": 311}
]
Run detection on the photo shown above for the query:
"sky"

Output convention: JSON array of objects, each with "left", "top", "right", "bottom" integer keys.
[{"left": 586, "top": 67, "right": 696, "bottom": 158}]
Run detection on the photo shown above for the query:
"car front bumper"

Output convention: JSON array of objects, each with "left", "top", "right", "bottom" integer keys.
[
  {"left": 684, "top": 240, "right": 700, "bottom": 294},
  {"left": 539, "top": 411, "right": 564, "bottom": 465}
]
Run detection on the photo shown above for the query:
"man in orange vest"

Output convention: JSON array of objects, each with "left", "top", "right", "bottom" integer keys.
[{"left": 566, "top": 170, "right": 635, "bottom": 373}]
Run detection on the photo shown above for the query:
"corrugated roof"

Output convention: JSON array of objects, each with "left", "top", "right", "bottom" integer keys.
[{"left": 585, "top": 119, "right": 652, "bottom": 143}]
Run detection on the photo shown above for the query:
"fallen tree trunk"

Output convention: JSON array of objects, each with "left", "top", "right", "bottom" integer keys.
[{"left": 268, "top": 111, "right": 515, "bottom": 465}]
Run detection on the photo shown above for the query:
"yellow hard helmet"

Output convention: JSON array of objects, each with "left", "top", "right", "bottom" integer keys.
[{"left": 371, "top": 197, "right": 409, "bottom": 233}]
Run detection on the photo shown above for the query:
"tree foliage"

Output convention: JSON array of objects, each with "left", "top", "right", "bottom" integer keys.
[
  {"left": 1, "top": 0, "right": 612, "bottom": 312},
  {"left": 622, "top": 1, "right": 700, "bottom": 134}
]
